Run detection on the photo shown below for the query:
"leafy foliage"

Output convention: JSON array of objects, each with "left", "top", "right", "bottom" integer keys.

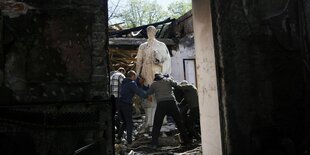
[
  {"left": 167, "top": 0, "right": 192, "bottom": 19},
  {"left": 117, "top": 0, "right": 167, "bottom": 28},
  {"left": 108, "top": 0, "right": 192, "bottom": 28}
]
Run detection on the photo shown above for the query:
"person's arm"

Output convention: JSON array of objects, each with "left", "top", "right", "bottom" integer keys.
[
  {"left": 147, "top": 84, "right": 155, "bottom": 95},
  {"left": 146, "top": 85, "right": 154, "bottom": 102},
  {"left": 170, "top": 79, "right": 178, "bottom": 87},
  {"left": 135, "top": 76, "right": 145, "bottom": 88},
  {"left": 119, "top": 74, "right": 125, "bottom": 84},
  {"left": 136, "top": 45, "right": 143, "bottom": 75},
  {"left": 131, "top": 82, "right": 148, "bottom": 98},
  {"left": 181, "top": 84, "right": 196, "bottom": 91}
]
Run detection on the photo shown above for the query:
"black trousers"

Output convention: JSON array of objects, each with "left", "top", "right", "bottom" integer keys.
[
  {"left": 116, "top": 102, "right": 133, "bottom": 144},
  {"left": 151, "top": 100, "right": 189, "bottom": 145},
  {"left": 181, "top": 106, "right": 201, "bottom": 140}
]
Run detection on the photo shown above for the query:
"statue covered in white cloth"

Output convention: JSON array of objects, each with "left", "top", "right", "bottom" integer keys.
[{"left": 136, "top": 25, "right": 171, "bottom": 131}]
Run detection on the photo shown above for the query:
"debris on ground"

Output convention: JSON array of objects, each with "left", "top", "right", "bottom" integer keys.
[{"left": 115, "top": 113, "right": 202, "bottom": 155}]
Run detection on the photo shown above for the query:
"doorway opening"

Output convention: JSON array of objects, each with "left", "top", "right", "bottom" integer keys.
[{"left": 108, "top": 0, "right": 224, "bottom": 154}]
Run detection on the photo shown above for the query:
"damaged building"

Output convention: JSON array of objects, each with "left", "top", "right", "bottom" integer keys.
[
  {"left": 0, "top": 0, "right": 310, "bottom": 155},
  {"left": 109, "top": 12, "right": 196, "bottom": 86}
]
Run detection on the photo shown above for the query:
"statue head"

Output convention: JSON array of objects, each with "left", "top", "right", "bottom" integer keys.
[{"left": 147, "top": 26, "right": 157, "bottom": 40}]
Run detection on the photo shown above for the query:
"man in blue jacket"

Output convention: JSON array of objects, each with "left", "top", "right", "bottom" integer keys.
[{"left": 116, "top": 70, "right": 148, "bottom": 145}]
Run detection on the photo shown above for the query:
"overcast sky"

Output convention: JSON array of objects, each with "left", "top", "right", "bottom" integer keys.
[{"left": 157, "top": 0, "right": 191, "bottom": 10}]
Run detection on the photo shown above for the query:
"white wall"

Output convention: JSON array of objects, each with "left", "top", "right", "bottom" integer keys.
[
  {"left": 171, "top": 34, "right": 196, "bottom": 84},
  {"left": 192, "top": 0, "right": 223, "bottom": 154}
]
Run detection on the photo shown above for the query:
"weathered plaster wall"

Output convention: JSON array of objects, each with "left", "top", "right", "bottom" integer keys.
[
  {"left": 171, "top": 12, "right": 196, "bottom": 83},
  {"left": 171, "top": 34, "right": 195, "bottom": 82},
  {"left": 212, "top": 0, "right": 310, "bottom": 154}
]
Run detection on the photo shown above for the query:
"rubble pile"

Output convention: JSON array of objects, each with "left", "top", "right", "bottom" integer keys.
[{"left": 115, "top": 113, "right": 202, "bottom": 155}]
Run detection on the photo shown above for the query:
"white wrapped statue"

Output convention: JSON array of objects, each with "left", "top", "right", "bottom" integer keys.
[{"left": 136, "top": 25, "right": 171, "bottom": 131}]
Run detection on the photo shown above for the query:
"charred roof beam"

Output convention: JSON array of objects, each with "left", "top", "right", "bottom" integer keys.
[{"left": 109, "top": 18, "right": 175, "bottom": 37}]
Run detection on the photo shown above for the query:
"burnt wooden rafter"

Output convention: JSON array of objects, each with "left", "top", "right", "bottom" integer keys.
[
  {"left": 109, "top": 38, "right": 175, "bottom": 46},
  {"left": 109, "top": 18, "right": 175, "bottom": 37}
]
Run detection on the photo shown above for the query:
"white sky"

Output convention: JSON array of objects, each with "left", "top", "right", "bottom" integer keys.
[{"left": 157, "top": 0, "right": 190, "bottom": 10}]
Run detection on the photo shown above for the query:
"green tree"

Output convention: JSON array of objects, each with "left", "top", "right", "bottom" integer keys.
[
  {"left": 167, "top": 0, "right": 192, "bottom": 19},
  {"left": 114, "top": 0, "right": 168, "bottom": 28},
  {"left": 109, "top": 0, "right": 192, "bottom": 28}
]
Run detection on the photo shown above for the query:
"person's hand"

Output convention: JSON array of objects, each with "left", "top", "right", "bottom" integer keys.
[
  {"left": 139, "top": 76, "right": 145, "bottom": 86},
  {"left": 147, "top": 96, "right": 152, "bottom": 102}
]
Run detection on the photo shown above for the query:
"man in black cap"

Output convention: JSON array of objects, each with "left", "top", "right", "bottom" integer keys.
[
  {"left": 147, "top": 73, "right": 190, "bottom": 148},
  {"left": 176, "top": 80, "right": 201, "bottom": 142}
]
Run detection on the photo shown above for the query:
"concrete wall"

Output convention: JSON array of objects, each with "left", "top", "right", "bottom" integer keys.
[
  {"left": 211, "top": 0, "right": 310, "bottom": 154},
  {"left": 192, "top": 0, "right": 223, "bottom": 154}
]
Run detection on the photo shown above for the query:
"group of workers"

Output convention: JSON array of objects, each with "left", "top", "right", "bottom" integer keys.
[
  {"left": 110, "top": 25, "right": 200, "bottom": 149},
  {"left": 110, "top": 67, "right": 201, "bottom": 149}
]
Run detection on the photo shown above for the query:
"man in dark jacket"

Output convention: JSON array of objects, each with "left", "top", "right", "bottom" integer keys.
[
  {"left": 176, "top": 80, "right": 201, "bottom": 141},
  {"left": 147, "top": 73, "right": 190, "bottom": 148},
  {"left": 116, "top": 70, "right": 148, "bottom": 145}
]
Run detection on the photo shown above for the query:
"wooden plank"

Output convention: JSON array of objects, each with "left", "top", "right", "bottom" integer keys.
[
  {"left": 111, "top": 58, "right": 137, "bottom": 61},
  {"left": 108, "top": 18, "right": 175, "bottom": 37},
  {"left": 109, "top": 48, "right": 138, "bottom": 54}
]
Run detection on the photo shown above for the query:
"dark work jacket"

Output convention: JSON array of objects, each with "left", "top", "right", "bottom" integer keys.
[
  {"left": 147, "top": 78, "right": 178, "bottom": 102},
  {"left": 176, "top": 84, "right": 199, "bottom": 109},
  {"left": 119, "top": 78, "right": 147, "bottom": 104}
]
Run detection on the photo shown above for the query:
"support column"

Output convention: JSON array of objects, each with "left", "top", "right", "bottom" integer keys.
[{"left": 192, "top": 0, "right": 223, "bottom": 154}]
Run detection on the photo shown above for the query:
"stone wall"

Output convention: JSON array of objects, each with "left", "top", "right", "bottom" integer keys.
[
  {"left": 0, "top": 0, "right": 112, "bottom": 155},
  {"left": 1, "top": 0, "right": 109, "bottom": 102},
  {"left": 212, "top": 0, "right": 310, "bottom": 154}
]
